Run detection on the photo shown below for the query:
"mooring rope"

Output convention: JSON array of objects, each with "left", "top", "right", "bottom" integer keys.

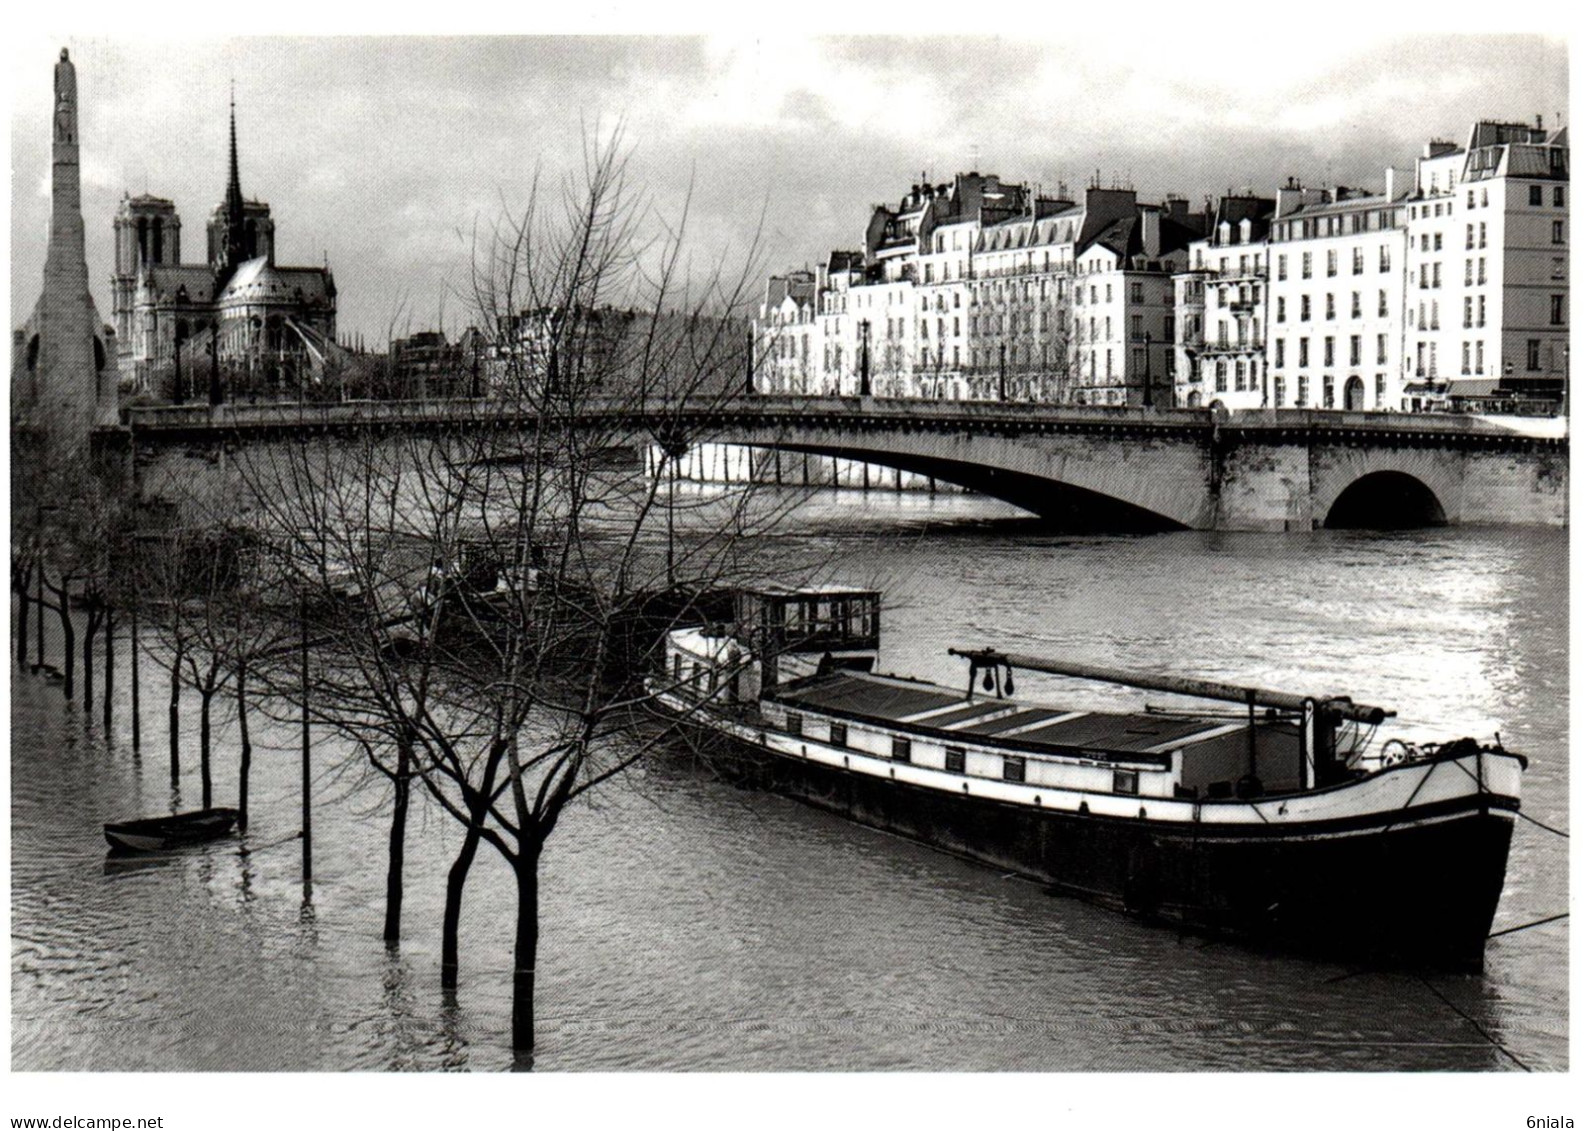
[
  {"left": 1416, "top": 975, "right": 1532, "bottom": 1073},
  {"left": 1488, "top": 912, "right": 1570, "bottom": 941}
]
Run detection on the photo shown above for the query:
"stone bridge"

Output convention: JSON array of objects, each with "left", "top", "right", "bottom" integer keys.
[{"left": 101, "top": 396, "right": 1568, "bottom": 532}]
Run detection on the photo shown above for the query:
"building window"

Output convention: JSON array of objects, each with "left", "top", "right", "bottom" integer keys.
[
  {"left": 1323, "top": 376, "right": 1335, "bottom": 409},
  {"left": 1555, "top": 186, "right": 1566, "bottom": 207},
  {"left": 1326, "top": 249, "right": 1337, "bottom": 277},
  {"left": 1462, "top": 342, "right": 1471, "bottom": 375},
  {"left": 829, "top": 722, "right": 847, "bottom": 747},
  {"left": 1479, "top": 223, "right": 1487, "bottom": 249},
  {"left": 1002, "top": 756, "right": 1026, "bottom": 783},
  {"left": 1350, "top": 291, "right": 1361, "bottom": 318},
  {"left": 1113, "top": 769, "right": 1139, "bottom": 795},
  {"left": 1277, "top": 254, "right": 1288, "bottom": 281},
  {"left": 1378, "top": 290, "right": 1389, "bottom": 318},
  {"left": 1434, "top": 233, "right": 1443, "bottom": 252},
  {"left": 1235, "top": 359, "right": 1246, "bottom": 391},
  {"left": 1275, "top": 338, "right": 1286, "bottom": 368},
  {"left": 1379, "top": 245, "right": 1391, "bottom": 272},
  {"left": 1302, "top": 252, "right": 1312, "bottom": 279},
  {"left": 1274, "top": 376, "right": 1286, "bottom": 405},
  {"left": 1326, "top": 293, "right": 1336, "bottom": 320},
  {"left": 891, "top": 736, "right": 912, "bottom": 763},
  {"left": 1377, "top": 333, "right": 1388, "bottom": 365},
  {"left": 1297, "top": 374, "right": 1309, "bottom": 404},
  {"left": 1553, "top": 220, "right": 1566, "bottom": 245},
  {"left": 1352, "top": 247, "right": 1364, "bottom": 275},
  {"left": 786, "top": 712, "right": 803, "bottom": 737},
  {"left": 945, "top": 746, "right": 966, "bottom": 774},
  {"left": 1350, "top": 335, "right": 1361, "bottom": 366},
  {"left": 1301, "top": 295, "right": 1311, "bottom": 321},
  {"left": 1551, "top": 295, "right": 1566, "bottom": 325},
  {"left": 1527, "top": 339, "right": 1542, "bottom": 370},
  {"left": 1298, "top": 338, "right": 1310, "bottom": 367},
  {"left": 1466, "top": 223, "right": 1475, "bottom": 250},
  {"left": 1476, "top": 340, "right": 1484, "bottom": 374},
  {"left": 1324, "top": 337, "right": 1335, "bottom": 366},
  {"left": 1215, "top": 359, "right": 1228, "bottom": 392},
  {"left": 1530, "top": 185, "right": 1544, "bottom": 206}
]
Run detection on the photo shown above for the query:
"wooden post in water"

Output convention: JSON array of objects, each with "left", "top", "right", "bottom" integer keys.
[
  {"left": 82, "top": 607, "right": 94, "bottom": 715},
  {"left": 17, "top": 565, "right": 30, "bottom": 667},
  {"left": 130, "top": 602, "right": 142, "bottom": 753},
  {"left": 300, "top": 593, "right": 313, "bottom": 888}
]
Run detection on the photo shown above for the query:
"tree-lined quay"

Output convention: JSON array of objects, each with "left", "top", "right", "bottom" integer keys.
[{"left": 14, "top": 130, "right": 824, "bottom": 1059}]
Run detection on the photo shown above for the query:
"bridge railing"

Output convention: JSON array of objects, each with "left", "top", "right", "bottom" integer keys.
[{"left": 117, "top": 393, "right": 1567, "bottom": 442}]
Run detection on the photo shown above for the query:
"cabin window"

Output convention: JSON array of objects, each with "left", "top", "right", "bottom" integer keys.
[
  {"left": 1002, "top": 756, "right": 1026, "bottom": 783},
  {"left": 672, "top": 653, "right": 682, "bottom": 681},
  {"left": 945, "top": 746, "right": 965, "bottom": 773},
  {"left": 891, "top": 736, "right": 912, "bottom": 763},
  {"left": 829, "top": 722, "right": 848, "bottom": 748},
  {"left": 1113, "top": 769, "right": 1139, "bottom": 795},
  {"left": 786, "top": 712, "right": 803, "bottom": 737}
]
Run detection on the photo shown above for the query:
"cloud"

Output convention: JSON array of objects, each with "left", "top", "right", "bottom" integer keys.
[{"left": 9, "top": 33, "right": 1569, "bottom": 343}]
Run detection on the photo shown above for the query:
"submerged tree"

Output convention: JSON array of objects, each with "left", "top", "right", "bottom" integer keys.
[{"left": 219, "top": 131, "right": 807, "bottom": 1054}]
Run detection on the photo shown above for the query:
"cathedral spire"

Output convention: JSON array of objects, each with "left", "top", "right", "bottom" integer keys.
[{"left": 220, "top": 83, "right": 247, "bottom": 283}]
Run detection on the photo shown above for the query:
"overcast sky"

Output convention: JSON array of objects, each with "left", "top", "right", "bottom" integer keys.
[{"left": 8, "top": 31, "right": 1568, "bottom": 344}]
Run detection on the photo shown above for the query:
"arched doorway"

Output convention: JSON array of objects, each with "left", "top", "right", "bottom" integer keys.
[
  {"left": 1325, "top": 471, "right": 1447, "bottom": 529},
  {"left": 1344, "top": 376, "right": 1366, "bottom": 411},
  {"left": 1185, "top": 389, "right": 1203, "bottom": 408}
]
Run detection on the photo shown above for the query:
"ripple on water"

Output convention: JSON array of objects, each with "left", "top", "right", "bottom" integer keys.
[{"left": 9, "top": 513, "right": 1568, "bottom": 1071}]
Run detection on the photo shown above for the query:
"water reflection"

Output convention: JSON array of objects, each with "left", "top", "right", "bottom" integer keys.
[{"left": 10, "top": 501, "right": 1568, "bottom": 1071}]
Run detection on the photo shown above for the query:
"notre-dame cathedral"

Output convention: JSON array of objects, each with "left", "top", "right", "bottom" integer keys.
[{"left": 111, "top": 98, "right": 339, "bottom": 401}]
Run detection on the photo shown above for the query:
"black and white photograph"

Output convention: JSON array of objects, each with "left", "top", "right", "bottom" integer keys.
[{"left": 6, "top": 12, "right": 1572, "bottom": 1127}]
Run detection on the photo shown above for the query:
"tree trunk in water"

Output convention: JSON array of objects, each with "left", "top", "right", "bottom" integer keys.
[
  {"left": 199, "top": 689, "right": 213, "bottom": 809},
  {"left": 130, "top": 604, "right": 142, "bottom": 753},
  {"left": 382, "top": 737, "right": 411, "bottom": 946},
  {"left": 440, "top": 820, "right": 484, "bottom": 989},
  {"left": 510, "top": 848, "right": 542, "bottom": 1054},
  {"left": 16, "top": 565, "right": 30, "bottom": 667},
  {"left": 236, "top": 663, "right": 251, "bottom": 828},
  {"left": 35, "top": 566, "right": 46, "bottom": 667},
  {"left": 82, "top": 613, "right": 95, "bottom": 713},
  {"left": 59, "top": 591, "right": 75, "bottom": 701},
  {"left": 103, "top": 609, "right": 114, "bottom": 734},
  {"left": 168, "top": 655, "right": 182, "bottom": 786}
]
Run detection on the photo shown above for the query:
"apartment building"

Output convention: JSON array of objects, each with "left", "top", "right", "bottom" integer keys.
[
  {"left": 1402, "top": 120, "right": 1569, "bottom": 409},
  {"left": 1266, "top": 179, "right": 1407, "bottom": 410},
  {"left": 756, "top": 173, "right": 1203, "bottom": 404},
  {"left": 1174, "top": 196, "right": 1275, "bottom": 409}
]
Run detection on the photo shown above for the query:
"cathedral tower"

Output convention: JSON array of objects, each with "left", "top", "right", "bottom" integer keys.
[{"left": 12, "top": 48, "right": 118, "bottom": 440}]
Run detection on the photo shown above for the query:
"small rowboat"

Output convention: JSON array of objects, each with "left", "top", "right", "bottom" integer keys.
[{"left": 104, "top": 808, "right": 241, "bottom": 854}]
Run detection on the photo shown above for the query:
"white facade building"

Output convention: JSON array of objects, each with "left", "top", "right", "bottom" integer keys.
[
  {"left": 1266, "top": 181, "right": 1407, "bottom": 410},
  {"left": 1401, "top": 121, "right": 1569, "bottom": 409}
]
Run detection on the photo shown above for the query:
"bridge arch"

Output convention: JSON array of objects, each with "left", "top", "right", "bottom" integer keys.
[
  {"left": 742, "top": 441, "right": 1193, "bottom": 532},
  {"left": 1324, "top": 469, "right": 1448, "bottom": 529}
]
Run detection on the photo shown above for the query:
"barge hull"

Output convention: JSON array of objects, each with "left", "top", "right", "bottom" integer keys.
[{"left": 703, "top": 729, "right": 1514, "bottom": 971}]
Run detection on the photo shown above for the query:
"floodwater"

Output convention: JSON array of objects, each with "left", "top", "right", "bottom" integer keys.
[{"left": 10, "top": 492, "right": 1568, "bottom": 1071}]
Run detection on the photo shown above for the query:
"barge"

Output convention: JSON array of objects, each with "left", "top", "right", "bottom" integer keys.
[{"left": 648, "top": 587, "right": 1524, "bottom": 971}]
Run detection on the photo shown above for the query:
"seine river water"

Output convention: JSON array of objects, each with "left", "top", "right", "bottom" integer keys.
[{"left": 10, "top": 491, "right": 1568, "bottom": 1072}]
